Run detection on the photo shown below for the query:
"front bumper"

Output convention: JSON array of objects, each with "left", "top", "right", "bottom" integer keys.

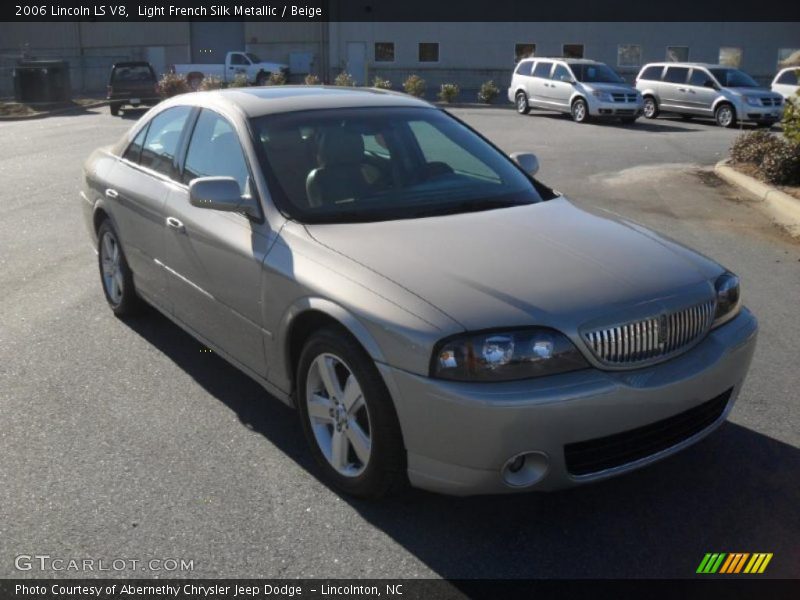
[
  {"left": 740, "top": 104, "right": 783, "bottom": 123},
  {"left": 587, "top": 98, "right": 644, "bottom": 118},
  {"left": 378, "top": 308, "right": 757, "bottom": 496}
]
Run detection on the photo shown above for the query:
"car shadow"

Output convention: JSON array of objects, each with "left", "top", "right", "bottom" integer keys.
[
  {"left": 120, "top": 107, "right": 151, "bottom": 120},
  {"left": 121, "top": 306, "right": 800, "bottom": 579},
  {"left": 524, "top": 111, "right": 700, "bottom": 133}
]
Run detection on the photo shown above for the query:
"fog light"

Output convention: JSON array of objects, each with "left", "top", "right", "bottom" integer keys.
[{"left": 501, "top": 451, "right": 550, "bottom": 488}]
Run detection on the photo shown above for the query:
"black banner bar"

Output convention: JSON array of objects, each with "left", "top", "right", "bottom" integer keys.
[{"left": 3, "top": 0, "right": 800, "bottom": 22}]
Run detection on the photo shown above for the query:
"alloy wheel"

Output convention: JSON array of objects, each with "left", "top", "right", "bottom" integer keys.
[{"left": 100, "top": 231, "right": 124, "bottom": 306}]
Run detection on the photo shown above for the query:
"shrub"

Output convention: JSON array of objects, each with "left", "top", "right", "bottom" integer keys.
[
  {"left": 228, "top": 73, "right": 249, "bottom": 88},
  {"left": 334, "top": 71, "right": 356, "bottom": 87},
  {"left": 782, "top": 84, "right": 800, "bottom": 144},
  {"left": 198, "top": 75, "right": 225, "bottom": 91},
  {"left": 759, "top": 139, "right": 800, "bottom": 185},
  {"left": 372, "top": 76, "right": 392, "bottom": 89},
  {"left": 438, "top": 83, "right": 460, "bottom": 103},
  {"left": 267, "top": 71, "right": 286, "bottom": 85},
  {"left": 157, "top": 72, "right": 189, "bottom": 98},
  {"left": 730, "top": 130, "right": 783, "bottom": 165},
  {"left": 403, "top": 74, "right": 426, "bottom": 98},
  {"left": 304, "top": 73, "right": 321, "bottom": 85},
  {"left": 477, "top": 80, "right": 500, "bottom": 104}
]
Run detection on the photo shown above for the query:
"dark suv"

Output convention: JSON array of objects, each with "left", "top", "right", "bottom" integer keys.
[{"left": 107, "top": 62, "right": 160, "bottom": 116}]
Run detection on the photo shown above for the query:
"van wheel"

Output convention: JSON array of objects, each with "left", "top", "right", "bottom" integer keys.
[
  {"left": 715, "top": 103, "right": 736, "bottom": 128},
  {"left": 296, "top": 327, "right": 406, "bottom": 498},
  {"left": 97, "top": 220, "right": 142, "bottom": 317},
  {"left": 571, "top": 98, "right": 589, "bottom": 123},
  {"left": 643, "top": 96, "right": 659, "bottom": 119},
  {"left": 515, "top": 91, "right": 530, "bottom": 114}
]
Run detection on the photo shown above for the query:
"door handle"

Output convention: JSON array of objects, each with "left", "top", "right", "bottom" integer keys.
[
  {"left": 166, "top": 216, "right": 185, "bottom": 233},
  {"left": 105, "top": 188, "right": 118, "bottom": 199}
]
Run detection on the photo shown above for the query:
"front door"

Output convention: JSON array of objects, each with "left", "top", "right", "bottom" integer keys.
[
  {"left": 346, "top": 42, "right": 367, "bottom": 85},
  {"left": 162, "top": 108, "right": 269, "bottom": 376},
  {"left": 549, "top": 63, "right": 575, "bottom": 110},
  {"left": 685, "top": 68, "right": 719, "bottom": 115}
]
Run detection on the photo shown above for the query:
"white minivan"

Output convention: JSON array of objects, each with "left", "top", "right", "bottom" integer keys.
[
  {"left": 508, "top": 58, "right": 643, "bottom": 124},
  {"left": 771, "top": 67, "right": 799, "bottom": 102}
]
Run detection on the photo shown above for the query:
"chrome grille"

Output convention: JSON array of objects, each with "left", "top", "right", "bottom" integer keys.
[
  {"left": 612, "top": 93, "right": 638, "bottom": 103},
  {"left": 760, "top": 97, "right": 780, "bottom": 107},
  {"left": 583, "top": 300, "right": 715, "bottom": 366}
]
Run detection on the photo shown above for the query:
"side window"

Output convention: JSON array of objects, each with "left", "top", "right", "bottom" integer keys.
[
  {"left": 663, "top": 66, "right": 689, "bottom": 84},
  {"left": 552, "top": 64, "right": 571, "bottom": 82},
  {"left": 122, "top": 124, "right": 148, "bottom": 163},
  {"left": 688, "top": 69, "right": 712, "bottom": 87},
  {"left": 183, "top": 109, "right": 250, "bottom": 195},
  {"left": 140, "top": 106, "right": 192, "bottom": 178},
  {"left": 533, "top": 61, "right": 553, "bottom": 79},
  {"left": 639, "top": 65, "right": 663, "bottom": 81},
  {"left": 777, "top": 70, "right": 797, "bottom": 85},
  {"left": 515, "top": 60, "right": 533, "bottom": 76}
]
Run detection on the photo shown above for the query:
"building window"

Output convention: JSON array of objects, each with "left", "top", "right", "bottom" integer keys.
[
  {"left": 562, "top": 44, "right": 584, "bottom": 59},
  {"left": 666, "top": 46, "right": 689, "bottom": 62},
  {"left": 515, "top": 43, "right": 536, "bottom": 63},
  {"left": 418, "top": 43, "right": 439, "bottom": 63},
  {"left": 374, "top": 42, "right": 395, "bottom": 63},
  {"left": 617, "top": 44, "right": 642, "bottom": 67},
  {"left": 719, "top": 47, "right": 743, "bottom": 67},
  {"left": 778, "top": 48, "right": 800, "bottom": 68}
]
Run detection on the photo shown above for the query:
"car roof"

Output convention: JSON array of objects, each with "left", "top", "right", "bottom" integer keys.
[
  {"left": 171, "top": 85, "right": 434, "bottom": 118},
  {"left": 640, "top": 62, "right": 734, "bottom": 69},
  {"left": 519, "top": 57, "right": 603, "bottom": 64}
]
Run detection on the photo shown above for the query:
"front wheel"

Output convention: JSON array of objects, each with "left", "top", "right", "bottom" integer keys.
[
  {"left": 296, "top": 327, "right": 406, "bottom": 498},
  {"left": 643, "top": 96, "right": 659, "bottom": 119},
  {"left": 515, "top": 91, "right": 530, "bottom": 114},
  {"left": 571, "top": 98, "right": 589, "bottom": 123},
  {"left": 256, "top": 72, "right": 269, "bottom": 86},
  {"left": 715, "top": 103, "right": 736, "bottom": 128},
  {"left": 97, "top": 220, "right": 142, "bottom": 316}
]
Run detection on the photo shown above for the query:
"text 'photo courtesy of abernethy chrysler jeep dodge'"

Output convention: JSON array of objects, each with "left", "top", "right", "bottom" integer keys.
[{"left": 81, "top": 86, "right": 757, "bottom": 498}]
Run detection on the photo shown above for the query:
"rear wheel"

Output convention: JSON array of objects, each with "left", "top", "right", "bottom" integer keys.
[
  {"left": 97, "top": 220, "right": 142, "bottom": 317},
  {"left": 715, "top": 103, "right": 736, "bottom": 128},
  {"left": 515, "top": 91, "right": 530, "bottom": 114},
  {"left": 296, "top": 327, "right": 406, "bottom": 498},
  {"left": 643, "top": 96, "right": 659, "bottom": 119},
  {"left": 571, "top": 98, "right": 589, "bottom": 123},
  {"left": 109, "top": 103, "right": 120, "bottom": 116},
  {"left": 256, "top": 71, "right": 269, "bottom": 86}
]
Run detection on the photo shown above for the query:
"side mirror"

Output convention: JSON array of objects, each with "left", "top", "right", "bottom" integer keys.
[
  {"left": 510, "top": 152, "right": 539, "bottom": 176},
  {"left": 189, "top": 177, "right": 259, "bottom": 218}
]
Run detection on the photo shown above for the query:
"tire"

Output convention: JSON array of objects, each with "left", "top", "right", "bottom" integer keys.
[
  {"left": 570, "top": 97, "right": 589, "bottom": 123},
  {"left": 643, "top": 96, "right": 659, "bottom": 119},
  {"left": 515, "top": 91, "right": 531, "bottom": 115},
  {"left": 296, "top": 327, "right": 406, "bottom": 498},
  {"left": 256, "top": 72, "right": 269, "bottom": 86},
  {"left": 715, "top": 103, "right": 736, "bottom": 128},
  {"left": 109, "top": 103, "right": 120, "bottom": 116},
  {"left": 97, "top": 220, "right": 142, "bottom": 317}
]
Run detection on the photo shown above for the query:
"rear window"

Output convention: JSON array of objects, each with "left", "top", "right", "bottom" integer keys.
[
  {"left": 533, "top": 62, "right": 553, "bottom": 78},
  {"left": 638, "top": 65, "right": 663, "bottom": 81},
  {"left": 111, "top": 65, "right": 155, "bottom": 83},
  {"left": 663, "top": 66, "right": 689, "bottom": 84}
]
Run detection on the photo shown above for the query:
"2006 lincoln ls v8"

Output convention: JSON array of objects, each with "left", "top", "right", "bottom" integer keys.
[{"left": 81, "top": 87, "right": 757, "bottom": 497}]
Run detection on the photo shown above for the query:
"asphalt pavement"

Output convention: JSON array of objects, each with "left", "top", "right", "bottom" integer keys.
[{"left": 0, "top": 105, "right": 798, "bottom": 579}]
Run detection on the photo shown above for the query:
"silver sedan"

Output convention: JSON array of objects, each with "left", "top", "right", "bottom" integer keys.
[{"left": 81, "top": 87, "right": 757, "bottom": 497}]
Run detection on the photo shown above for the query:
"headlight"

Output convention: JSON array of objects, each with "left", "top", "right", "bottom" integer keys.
[
  {"left": 592, "top": 90, "right": 613, "bottom": 102},
  {"left": 745, "top": 96, "right": 761, "bottom": 107},
  {"left": 432, "top": 328, "right": 589, "bottom": 382},
  {"left": 712, "top": 271, "right": 741, "bottom": 328}
]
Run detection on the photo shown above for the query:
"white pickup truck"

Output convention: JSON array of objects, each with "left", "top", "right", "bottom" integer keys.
[{"left": 173, "top": 51, "right": 289, "bottom": 87}]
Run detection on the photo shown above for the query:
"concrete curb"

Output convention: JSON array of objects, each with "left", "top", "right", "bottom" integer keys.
[
  {"left": 0, "top": 100, "right": 108, "bottom": 122},
  {"left": 714, "top": 159, "right": 800, "bottom": 238}
]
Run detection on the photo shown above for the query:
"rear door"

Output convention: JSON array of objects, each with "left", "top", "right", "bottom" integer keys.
[
  {"left": 660, "top": 66, "right": 690, "bottom": 110},
  {"left": 108, "top": 105, "right": 193, "bottom": 306},
  {"left": 162, "top": 108, "right": 271, "bottom": 376},
  {"left": 529, "top": 60, "right": 554, "bottom": 107}
]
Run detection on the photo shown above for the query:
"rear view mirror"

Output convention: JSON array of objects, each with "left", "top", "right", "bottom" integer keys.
[
  {"left": 189, "top": 177, "right": 259, "bottom": 218},
  {"left": 510, "top": 152, "right": 539, "bottom": 176}
]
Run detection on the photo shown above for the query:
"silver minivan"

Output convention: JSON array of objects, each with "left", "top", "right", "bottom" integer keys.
[
  {"left": 635, "top": 62, "right": 784, "bottom": 127},
  {"left": 508, "top": 58, "right": 643, "bottom": 123}
]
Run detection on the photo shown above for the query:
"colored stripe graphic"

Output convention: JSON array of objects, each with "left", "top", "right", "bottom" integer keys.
[
  {"left": 733, "top": 553, "right": 750, "bottom": 573},
  {"left": 697, "top": 553, "right": 726, "bottom": 573},
  {"left": 698, "top": 552, "right": 771, "bottom": 574}
]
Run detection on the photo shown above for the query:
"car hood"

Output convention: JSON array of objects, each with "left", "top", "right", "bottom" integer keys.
[
  {"left": 728, "top": 87, "right": 780, "bottom": 98},
  {"left": 581, "top": 82, "right": 636, "bottom": 94},
  {"left": 305, "top": 198, "right": 720, "bottom": 332}
]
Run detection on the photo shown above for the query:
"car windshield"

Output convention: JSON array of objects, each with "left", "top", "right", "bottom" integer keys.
[
  {"left": 245, "top": 53, "right": 261, "bottom": 63},
  {"left": 709, "top": 68, "right": 759, "bottom": 88},
  {"left": 112, "top": 65, "right": 154, "bottom": 82},
  {"left": 571, "top": 63, "right": 624, "bottom": 83},
  {"left": 250, "top": 107, "right": 545, "bottom": 224}
]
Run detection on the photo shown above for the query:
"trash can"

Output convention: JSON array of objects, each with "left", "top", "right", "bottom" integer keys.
[{"left": 13, "top": 59, "right": 72, "bottom": 103}]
